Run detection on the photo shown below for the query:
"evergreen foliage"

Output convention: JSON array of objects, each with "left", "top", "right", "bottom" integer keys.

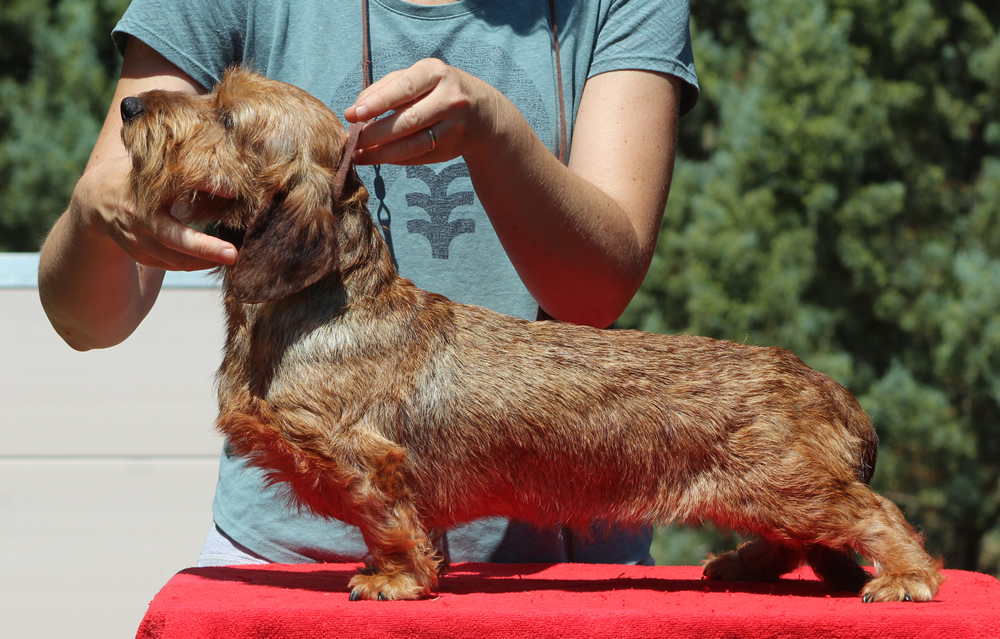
[
  {"left": 0, "top": 0, "right": 128, "bottom": 250},
  {"left": 628, "top": 0, "right": 1000, "bottom": 575}
]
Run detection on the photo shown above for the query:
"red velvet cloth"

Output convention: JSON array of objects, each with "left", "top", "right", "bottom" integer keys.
[{"left": 136, "top": 563, "right": 1000, "bottom": 638}]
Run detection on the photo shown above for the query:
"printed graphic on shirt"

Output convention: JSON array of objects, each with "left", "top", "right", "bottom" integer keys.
[
  {"left": 332, "top": 40, "right": 554, "bottom": 265},
  {"left": 405, "top": 164, "right": 475, "bottom": 259}
]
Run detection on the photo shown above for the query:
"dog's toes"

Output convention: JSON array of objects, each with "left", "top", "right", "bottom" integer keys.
[
  {"left": 860, "top": 574, "right": 938, "bottom": 603},
  {"left": 702, "top": 551, "right": 749, "bottom": 581},
  {"left": 704, "top": 540, "right": 803, "bottom": 583},
  {"left": 863, "top": 590, "right": 916, "bottom": 604},
  {"left": 348, "top": 569, "right": 430, "bottom": 601},
  {"left": 349, "top": 586, "right": 390, "bottom": 601}
]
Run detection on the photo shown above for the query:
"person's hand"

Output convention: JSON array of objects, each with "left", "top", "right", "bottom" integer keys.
[
  {"left": 75, "top": 155, "right": 237, "bottom": 272},
  {"left": 344, "top": 58, "right": 506, "bottom": 165}
]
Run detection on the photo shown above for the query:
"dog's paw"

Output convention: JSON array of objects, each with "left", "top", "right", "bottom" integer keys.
[
  {"left": 702, "top": 551, "right": 751, "bottom": 582},
  {"left": 348, "top": 569, "right": 430, "bottom": 601},
  {"left": 860, "top": 574, "right": 939, "bottom": 603}
]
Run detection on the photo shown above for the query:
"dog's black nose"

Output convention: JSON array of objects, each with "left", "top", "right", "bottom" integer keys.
[{"left": 120, "top": 96, "right": 145, "bottom": 123}]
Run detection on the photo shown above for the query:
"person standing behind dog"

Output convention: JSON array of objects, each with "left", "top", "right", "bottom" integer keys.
[{"left": 38, "top": 1, "right": 699, "bottom": 568}]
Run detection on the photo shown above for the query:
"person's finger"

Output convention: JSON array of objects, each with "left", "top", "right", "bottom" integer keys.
[
  {"left": 113, "top": 228, "right": 218, "bottom": 272},
  {"left": 355, "top": 97, "right": 441, "bottom": 149},
  {"left": 131, "top": 253, "right": 176, "bottom": 271},
  {"left": 129, "top": 237, "right": 229, "bottom": 272},
  {"left": 345, "top": 68, "right": 410, "bottom": 121},
  {"left": 345, "top": 59, "right": 444, "bottom": 123},
  {"left": 146, "top": 210, "right": 238, "bottom": 269},
  {"left": 354, "top": 119, "right": 454, "bottom": 166},
  {"left": 162, "top": 221, "right": 238, "bottom": 266}
]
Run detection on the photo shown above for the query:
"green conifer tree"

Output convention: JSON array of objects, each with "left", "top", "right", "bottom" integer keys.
[
  {"left": 0, "top": 0, "right": 128, "bottom": 250},
  {"left": 629, "top": 0, "right": 1000, "bottom": 575}
]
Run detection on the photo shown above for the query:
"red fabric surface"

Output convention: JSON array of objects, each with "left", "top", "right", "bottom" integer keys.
[{"left": 136, "top": 562, "right": 1000, "bottom": 638}]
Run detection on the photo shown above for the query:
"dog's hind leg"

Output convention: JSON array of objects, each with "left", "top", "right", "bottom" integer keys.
[
  {"left": 703, "top": 537, "right": 873, "bottom": 594},
  {"left": 705, "top": 485, "right": 942, "bottom": 601},
  {"left": 344, "top": 440, "right": 442, "bottom": 601},
  {"left": 703, "top": 537, "right": 804, "bottom": 582},
  {"left": 753, "top": 483, "right": 940, "bottom": 601},
  {"left": 850, "top": 492, "right": 944, "bottom": 602},
  {"left": 786, "top": 483, "right": 942, "bottom": 601}
]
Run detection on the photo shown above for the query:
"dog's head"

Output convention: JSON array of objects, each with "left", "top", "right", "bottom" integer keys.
[{"left": 120, "top": 67, "right": 365, "bottom": 303}]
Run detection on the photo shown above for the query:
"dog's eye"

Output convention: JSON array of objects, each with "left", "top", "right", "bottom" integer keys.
[{"left": 221, "top": 112, "right": 236, "bottom": 129}]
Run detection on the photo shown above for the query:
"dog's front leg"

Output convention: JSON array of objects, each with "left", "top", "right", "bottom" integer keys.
[{"left": 344, "top": 438, "right": 441, "bottom": 601}]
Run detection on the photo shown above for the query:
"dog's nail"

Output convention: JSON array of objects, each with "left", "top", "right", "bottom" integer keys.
[
  {"left": 349, "top": 590, "right": 361, "bottom": 602},
  {"left": 903, "top": 593, "right": 912, "bottom": 602},
  {"left": 377, "top": 592, "right": 387, "bottom": 601}
]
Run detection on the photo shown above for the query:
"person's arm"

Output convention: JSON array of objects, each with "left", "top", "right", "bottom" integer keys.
[
  {"left": 39, "top": 39, "right": 237, "bottom": 351},
  {"left": 346, "top": 61, "right": 680, "bottom": 328}
]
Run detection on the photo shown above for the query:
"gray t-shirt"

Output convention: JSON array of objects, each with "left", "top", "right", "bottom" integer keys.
[{"left": 113, "top": 0, "right": 698, "bottom": 564}]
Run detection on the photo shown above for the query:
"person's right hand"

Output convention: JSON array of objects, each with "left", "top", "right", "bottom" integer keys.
[
  {"left": 344, "top": 58, "right": 506, "bottom": 166},
  {"left": 75, "top": 154, "right": 237, "bottom": 272},
  {"left": 39, "top": 38, "right": 237, "bottom": 350}
]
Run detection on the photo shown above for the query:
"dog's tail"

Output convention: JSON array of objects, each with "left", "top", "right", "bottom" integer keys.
[
  {"left": 851, "top": 404, "right": 879, "bottom": 486},
  {"left": 827, "top": 373, "right": 879, "bottom": 486}
]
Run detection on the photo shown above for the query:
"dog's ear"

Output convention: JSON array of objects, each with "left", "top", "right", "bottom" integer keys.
[{"left": 230, "top": 182, "right": 339, "bottom": 304}]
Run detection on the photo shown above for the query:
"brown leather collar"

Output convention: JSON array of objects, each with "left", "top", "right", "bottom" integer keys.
[{"left": 332, "top": 0, "right": 373, "bottom": 206}]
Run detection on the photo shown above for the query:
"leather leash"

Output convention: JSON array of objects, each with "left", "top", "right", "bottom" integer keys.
[
  {"left": 331, "top": 0, "right": 373, "bottom": 205},
  {"left": 548, "top": 0, "right": 567, "bottom": 165}
]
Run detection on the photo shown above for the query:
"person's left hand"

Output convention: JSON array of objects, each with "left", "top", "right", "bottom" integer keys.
[{"left": 344, "top": 58, "right": 505, "bottom": 165}]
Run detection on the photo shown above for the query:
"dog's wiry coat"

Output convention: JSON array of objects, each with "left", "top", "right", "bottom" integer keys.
[{"left": 121, "top": 68, "right": 944, "bottom": 602}]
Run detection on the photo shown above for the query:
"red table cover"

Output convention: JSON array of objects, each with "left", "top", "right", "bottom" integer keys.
[{"left": 136, "top": 562, "right": 1000, "bottom": 638}]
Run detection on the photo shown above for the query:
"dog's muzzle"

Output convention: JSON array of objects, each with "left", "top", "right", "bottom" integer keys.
[{"left": 120, "top": 96, "right": 145, "bottom": 123}]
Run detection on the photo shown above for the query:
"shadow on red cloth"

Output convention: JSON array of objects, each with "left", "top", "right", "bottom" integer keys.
[{"left": 185, "top": 562, "right": 857, "bottom": 599}]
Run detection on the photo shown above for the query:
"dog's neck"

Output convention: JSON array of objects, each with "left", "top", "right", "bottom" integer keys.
[
  {"left": 218, "top": 192, "right": 403, "bottom": 397},
  {"left": 331, "top": 196, "right": 401, "bottom": 306}
]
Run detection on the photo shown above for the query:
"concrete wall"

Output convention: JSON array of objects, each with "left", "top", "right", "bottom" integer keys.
[{"left": 1, "top": 254, "right": 226, "bottom": 638}]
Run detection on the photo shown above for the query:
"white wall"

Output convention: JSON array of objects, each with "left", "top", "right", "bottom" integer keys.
[{"left": 1, "top": 255, "right": 225, "bottom": 638}]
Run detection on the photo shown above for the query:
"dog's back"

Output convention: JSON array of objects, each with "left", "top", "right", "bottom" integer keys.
[{"left": 390, "top": 303, "right": 879, "bottom": 533}]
